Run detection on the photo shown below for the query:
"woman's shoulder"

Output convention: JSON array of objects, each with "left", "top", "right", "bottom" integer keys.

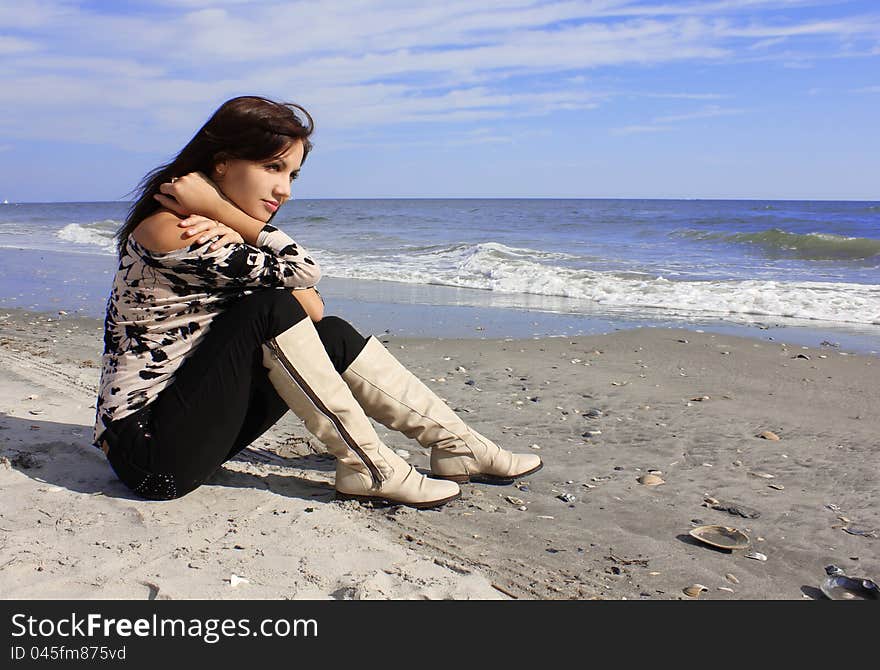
[{"left": 131, "top": 209, "right": 190, "bottom": 254}]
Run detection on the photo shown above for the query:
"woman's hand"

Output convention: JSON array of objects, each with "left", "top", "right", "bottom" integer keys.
[
  {"left": 178, "top": 215, "right": 244, "bottom": 251},
  {"left": 291, "top": 287, "right": 324, "bottom": 322},
  {"left": 154, "top": 172, "right": 228, "bottom": 220}
]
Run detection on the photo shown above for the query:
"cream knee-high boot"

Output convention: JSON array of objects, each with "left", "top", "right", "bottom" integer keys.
[
  {"left": 261, "top": 318, "right": 461, "bottom": 508},
  {"left": 341, "top": 336, "right": 543, "bottom": 484}
]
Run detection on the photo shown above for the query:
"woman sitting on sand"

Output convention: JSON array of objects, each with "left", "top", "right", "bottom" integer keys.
[{"left": 94, "top": 95, "right": 541, "bottom": 508}]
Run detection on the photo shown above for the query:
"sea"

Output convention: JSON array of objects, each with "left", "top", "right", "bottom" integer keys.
[{"left": 0, "top": 199, "right": 878, "bottom": 353}]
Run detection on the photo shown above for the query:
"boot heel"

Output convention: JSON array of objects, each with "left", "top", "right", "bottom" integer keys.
[
  {"left": 335, "top": 491, "right": 384, "bottom": 505},
  {"left": 335, "top": 489, "right": 461, "bottom": 509},
  {"left": 430, "top": 473, "right": 471, "bottom": 484}
]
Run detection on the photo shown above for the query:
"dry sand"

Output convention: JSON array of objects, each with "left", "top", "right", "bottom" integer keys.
[{"left": 1, "top": 308, "right": 878, "bottom": 600}]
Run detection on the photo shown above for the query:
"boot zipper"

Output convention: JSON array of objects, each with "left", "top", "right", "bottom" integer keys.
[{"left": 267, "top": 339, "right": 385, "bottom": 489}]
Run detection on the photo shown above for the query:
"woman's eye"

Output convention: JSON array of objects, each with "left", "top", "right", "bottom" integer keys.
[
  {"left": 290, "top": 173, "right": 299, "bottom": 182},
  {"left": 265, "top": 163, "right": 280, "bottom": 171}
]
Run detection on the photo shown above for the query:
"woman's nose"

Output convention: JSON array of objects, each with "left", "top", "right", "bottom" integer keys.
[{"left": 274, "top": 179, "right": 291, "bottom": 200}]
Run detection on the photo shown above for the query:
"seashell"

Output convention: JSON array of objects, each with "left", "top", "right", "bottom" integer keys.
[
  {"left": 820, "top": 565, "right": 880, "bottom": 600},
  {"left": 821, "top": 565, "right": 880, "bottom": 600},
  {"left": 27, "top": 394, "right": 39, "bottom": 400},
  {"left": 28, "top": 409, "right": 44, "bottom": 415},
  {"left": 842, "top": 527, "right": 878, "bottom": 538},
  {"left": 821, "top": 576, "right": 880, "bottom": 600},
  {"left": 748, "top": 471, "right": 775, "bottom": 479},
  {"left": 229, "top": 574, "right": 249, "bottom": 587},
  {"left": 769, "top": 484, "right": 785, "bottom": 490},
  {"left": 746, "top": 551, "right": 768, "bottom": 562},
  {"left": 725, "top": 573, "right": 740, "bottom": 584},
  {"left": 683, "top": 584, "right": 707, "bottom": 598},
  {"left": 758, "top": 431, "right": 781, "bottom": 441},
  {"left": 394, "top": 449, "right": 411, "bottom": 460},
  {"left": 506, "top": 496, "right": 525, "bottom": 506},
  {"left": 689, "top": 525, "right": 751, "bottom": 551},
  {"left": 638, "top": 474, "right": 665, "bottom": 486},
  {"left": 718, "top": 587, "right": 734, "bottom": 593},
  {"left": 690, "top": 396, "right": 710, "bottom": 402}
]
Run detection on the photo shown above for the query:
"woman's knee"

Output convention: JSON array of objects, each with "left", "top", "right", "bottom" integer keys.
[
  {"left": 315, "top": 315, "right": 365, "bottom": 344},
  {"left": 256, "top": 288, "right": 309, "bottom": 336},
  {"left": 313, "top": 316, "right": 368, "bottom": 372}
]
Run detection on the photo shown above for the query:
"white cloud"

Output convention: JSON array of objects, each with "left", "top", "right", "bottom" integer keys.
[
  {"left": 610, "top": 124, "right": 672, "bottom": 135},
  {"left": 653, "top": 105, "right": 744, "bottom": 123},
  {"left": 0, "top": 36, "right": 41, "bottom": 55},
  {"left": 610, "top": 104, "right": 745, "bottom": 135},
  {"left": 0, "top": 0, "right": 876, "bottom": 150}
]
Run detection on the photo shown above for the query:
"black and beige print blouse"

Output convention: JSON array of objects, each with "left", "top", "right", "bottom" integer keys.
[{"left": 92, "top": 223, "right": 321, "bottom": 448}]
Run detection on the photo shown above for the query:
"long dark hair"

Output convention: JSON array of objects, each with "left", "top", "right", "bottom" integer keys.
[{"left": 116, "top": 95, "right": 314, "bottom": 257}]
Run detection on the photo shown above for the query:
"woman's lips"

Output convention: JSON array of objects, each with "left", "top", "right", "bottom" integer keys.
[{"left": 263, "top": 200, "right": 279, "bottom": 213}]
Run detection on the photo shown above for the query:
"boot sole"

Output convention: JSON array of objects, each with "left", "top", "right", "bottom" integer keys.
[
  {"left": 432, "top": 461, "right": 544, "bottom": 485},
  {"left": 335, "top": 490, "right": 462, "bottom": 510}
]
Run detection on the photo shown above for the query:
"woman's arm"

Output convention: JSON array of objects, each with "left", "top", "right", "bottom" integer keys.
[
  {"left": 291, "top": 288, "right": 324, "bottom": 323},
  {"left": 133, "top": 211, "right": 321, "bottom": 292},
  {"left": 153, "top": 172, "right": 266, "bottom": 246}
]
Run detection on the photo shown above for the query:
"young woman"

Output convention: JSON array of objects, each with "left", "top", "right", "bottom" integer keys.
[{"left": 94, "top": 95, "right": 542, "bottom": 509}]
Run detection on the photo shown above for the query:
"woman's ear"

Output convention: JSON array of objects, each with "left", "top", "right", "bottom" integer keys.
[{"left": 212, "top": 153, "right": 229, "bottom": 181}]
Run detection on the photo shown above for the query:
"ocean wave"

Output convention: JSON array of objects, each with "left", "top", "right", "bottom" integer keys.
[
  {"left": 319, "top": 241, "right": 880, "bottom": 326},
  {"left": 675, "top": 227, "right": 880, "bottom": 260},
  {"left": 56, "top": 221, "right": 118, "bottom": 252}
]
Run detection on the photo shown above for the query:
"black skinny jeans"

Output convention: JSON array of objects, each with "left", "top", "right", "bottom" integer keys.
[{"left": 102, "top": 288, "right": 368, "bottom": 500}]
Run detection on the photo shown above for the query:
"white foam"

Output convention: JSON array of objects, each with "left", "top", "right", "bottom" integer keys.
[
  {"left": 319, "top": 242, "right": 880, "bottom": 326},
  {"left": 56, "top": 221, "right": 117, "bottom": 253}
]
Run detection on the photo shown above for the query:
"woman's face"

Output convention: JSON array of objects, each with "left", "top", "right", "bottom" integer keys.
[{"left": 212, "top": 139, "right": 304, "bottom": 222}]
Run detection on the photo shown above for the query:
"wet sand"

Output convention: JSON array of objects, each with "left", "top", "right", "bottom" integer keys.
[{"left": 1, "top": 308, "right": 877, "bottom": 599}]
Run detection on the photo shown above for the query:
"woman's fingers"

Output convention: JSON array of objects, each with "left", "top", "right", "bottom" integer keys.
[
  {"left": 153, "top": 192, "right": 187, "bottom": 215},
  {"left": 208, "top": 233, "right": 231, "bottom": 250},
  {"left": 179, "top": 216, "right": 218, "bottom": 237},
  {"left": 200, "top": 224, "right": 243, "bottom": 250}
]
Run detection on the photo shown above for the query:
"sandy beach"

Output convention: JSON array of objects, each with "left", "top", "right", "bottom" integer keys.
[{"left": 1, "top": 307, "right": 877, "bottom": 600}]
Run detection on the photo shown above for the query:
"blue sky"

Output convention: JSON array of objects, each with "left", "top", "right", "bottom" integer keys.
[{"left": 1, "top": 0, "right": 878, "bottom": 201}]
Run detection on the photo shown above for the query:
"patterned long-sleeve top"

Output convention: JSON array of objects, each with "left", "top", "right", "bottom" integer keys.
[{"left": 92, "top": 222, "right": 321, "bottom": 448}]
